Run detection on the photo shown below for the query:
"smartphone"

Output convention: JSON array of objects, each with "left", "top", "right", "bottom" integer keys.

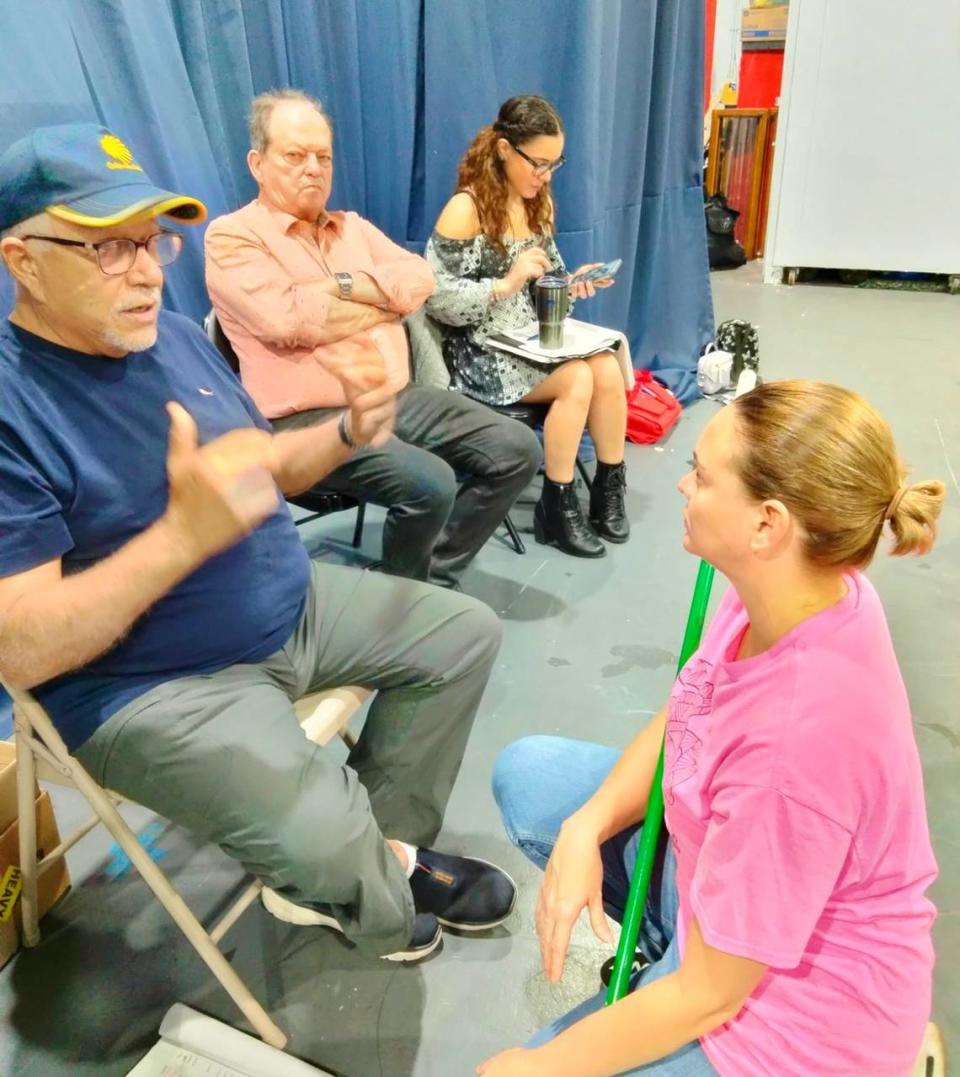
[{"left": 569, "top": 258, "right": 622, "bottom": 285}]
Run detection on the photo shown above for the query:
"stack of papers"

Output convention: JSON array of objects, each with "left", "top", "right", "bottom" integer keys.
[
  {"left": 127, "top": 1004, "right": 334, "bottom": 1077},
  {"left": 487, "top": 318, "right": 635, "bottom": 389}
]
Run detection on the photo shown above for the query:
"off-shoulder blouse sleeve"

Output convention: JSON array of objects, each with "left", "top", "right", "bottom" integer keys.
[{"left": 424, "top": 233, "right": 494, "bottom": 327}]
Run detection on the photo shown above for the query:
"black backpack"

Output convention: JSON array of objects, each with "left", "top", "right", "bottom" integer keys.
[
  {"left": 715, "top": 319, "right": 760, "bottom": 383},
  {"left": 704, "top": 193, "right": 746, "bottom": 270}
]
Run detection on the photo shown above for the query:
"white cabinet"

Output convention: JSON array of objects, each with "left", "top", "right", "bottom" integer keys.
[{"left": 763, "top": 0, "right": 960, "bottom": 285}]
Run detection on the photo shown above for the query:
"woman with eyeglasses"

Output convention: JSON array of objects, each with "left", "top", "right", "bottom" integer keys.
[{"left": 425, "top": 96, "right": 629, "bottom": 560}]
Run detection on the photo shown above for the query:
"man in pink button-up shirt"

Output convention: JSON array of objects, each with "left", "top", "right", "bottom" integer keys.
[{"left": 205, "top": 90, "right": 540, "bottom": 587}]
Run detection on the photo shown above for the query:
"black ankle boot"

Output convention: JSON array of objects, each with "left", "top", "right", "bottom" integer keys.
[
  {"left": 589, "top": 461, "right": 630, "bottom": 543},
  {"left": 534, "top": 478, "right": 606, "bottom": 558}
]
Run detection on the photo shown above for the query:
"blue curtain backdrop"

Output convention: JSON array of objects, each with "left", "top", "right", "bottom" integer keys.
[{"left": 0, "top": 0, "right": 713, "bottom": 400}]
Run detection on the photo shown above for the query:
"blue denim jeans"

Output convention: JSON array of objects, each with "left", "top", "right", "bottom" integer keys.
[{"left": 492, "top": 735, "right": 718, "bottom": 1076}]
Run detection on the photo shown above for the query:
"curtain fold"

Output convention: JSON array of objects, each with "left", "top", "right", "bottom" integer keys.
[{"left": 0, "top": 0, "right": 711, "bottom": 397}]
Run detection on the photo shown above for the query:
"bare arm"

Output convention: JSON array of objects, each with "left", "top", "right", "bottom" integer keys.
[
  {"left": 0, "top": 349, "right": 396, "bottom": 689},
  {"left": 479, "top": 919, "right": 767, "bottom": 1076},
  {"left": 570, "top": 706, "right": 668, "bottom": 841},
  {"left": 534, "top": 708, "right": 668, "bottom": 982},
  {"left": 427, "top": 193, "right": 551, "bottom": 326},
  {"left": 0, "top": 404, "right": 278, "bottom": 689},
  {"left": 0, "top": 529, "right": 200, "bottom": 690}
]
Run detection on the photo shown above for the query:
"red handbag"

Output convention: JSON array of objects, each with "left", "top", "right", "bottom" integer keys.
[{"left": 625, "top": 370, "right": 682, "bottom": 444}]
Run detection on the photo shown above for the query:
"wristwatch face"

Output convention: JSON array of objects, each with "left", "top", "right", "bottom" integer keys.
[{"left": 335, "top": 272, "right": 353, "bottom": 299}]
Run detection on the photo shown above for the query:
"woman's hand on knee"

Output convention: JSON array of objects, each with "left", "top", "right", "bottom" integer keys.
[{"left": 535, "top": 820, "right": 612, "bottom": 982}]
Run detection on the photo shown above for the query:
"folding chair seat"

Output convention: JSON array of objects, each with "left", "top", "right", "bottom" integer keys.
[{"left": 5, "top": 677, "right": 370, "bottom": 1049}]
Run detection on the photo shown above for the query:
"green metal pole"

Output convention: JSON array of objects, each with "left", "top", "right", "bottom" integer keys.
[{"left": 605, "top": 559, "right": 716, "bottom": 1004}]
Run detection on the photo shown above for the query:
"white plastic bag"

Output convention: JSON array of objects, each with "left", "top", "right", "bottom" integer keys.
[{"left": 697, "top": 344, "right": 734, "bottom": 396}]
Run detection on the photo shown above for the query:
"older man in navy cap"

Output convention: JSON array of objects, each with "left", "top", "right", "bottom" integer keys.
[{"left": 0, "top": 124, "right": 516, "bottom": 962}]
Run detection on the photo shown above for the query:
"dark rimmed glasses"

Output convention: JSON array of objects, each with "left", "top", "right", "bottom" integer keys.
[
  {"left": 20, "top": 231, "right": 183, "bottom": 276},
  {"left": 509, "top": 142, "right": 566, "bottom": 178}
]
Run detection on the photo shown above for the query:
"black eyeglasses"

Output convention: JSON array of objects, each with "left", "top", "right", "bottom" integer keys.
[
  {"left": 20, "top": 232, "right": 183, "bottom": 276},
  {"left": 509, "top": 142, "right": 566, "bottom": 178}
]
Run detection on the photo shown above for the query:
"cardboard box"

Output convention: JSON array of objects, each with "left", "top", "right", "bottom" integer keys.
[
  {"left": 742, "top": 6, "right": 788, "bottom": 38},
  {"left": 0, "top": 740, "right": 17, "bottom": 833},
  {"left": 0, "top": 789, "right": 71, "bottom": 969}
]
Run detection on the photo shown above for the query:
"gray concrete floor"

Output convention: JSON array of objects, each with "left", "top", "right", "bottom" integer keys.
[{"left": 1, "top": 263, "right": 957, "bottom": 1075}]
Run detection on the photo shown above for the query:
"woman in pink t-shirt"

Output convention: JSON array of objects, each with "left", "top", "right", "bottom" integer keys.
[{"left": 484, "top": 381, "right": 945, "bottom": 1076}]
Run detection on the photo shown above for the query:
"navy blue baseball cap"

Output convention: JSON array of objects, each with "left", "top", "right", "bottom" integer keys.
[{"left": 0, "top": 123, "right": 206, "bottom": 232}]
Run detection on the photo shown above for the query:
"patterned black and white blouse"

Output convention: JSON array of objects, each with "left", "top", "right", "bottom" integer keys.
[{"left": 425, "top": 231, "right": 573, "bottom": 406}]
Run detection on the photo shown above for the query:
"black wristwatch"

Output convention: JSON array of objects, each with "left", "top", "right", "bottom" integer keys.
[
  {"left": 334, "top": 271, "right": 353, "bottom": 299},
  {"left": 337, "top": 411, "right": 358, "bottom": 450}
]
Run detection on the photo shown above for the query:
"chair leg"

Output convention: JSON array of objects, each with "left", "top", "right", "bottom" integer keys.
[
  {"left": 575, "top": 456, "right": 594, "bottom": 491},
  {"left": 912, "top": 1023, "right": 945, "bottom": 1077},
  {"left": 209, "top": 880, "right": 263, "bottom": 945},
  {"left": 57, "top": 756, "right": 287, "bottom": 1048},
  {"left": 503, "top": 513, "right": 526, "bottom": 555},
  {"left": 352, "top": 502, "right": 366, "bottom": 549},
  {"left": 13, "top": 711, "right": 41, "bottom": 947}
]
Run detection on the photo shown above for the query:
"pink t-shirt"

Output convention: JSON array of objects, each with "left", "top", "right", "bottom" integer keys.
[{"left": 664, "top": 572, "right": 937, "bottom": 1076}]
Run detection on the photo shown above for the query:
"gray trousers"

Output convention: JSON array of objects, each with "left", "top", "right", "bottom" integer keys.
[
  {"left": 273, "top": 385, "right": 542, "bottom": 587},
  {"left": 76, "top": 562, "right": 502, "bottom": 956}
]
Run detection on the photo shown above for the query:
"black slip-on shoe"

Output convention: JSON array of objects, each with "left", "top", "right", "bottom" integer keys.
[
  {"left": 261, "top": 887, "right": 442, "bottom": 963},
  {"left": 382, "top": 912, "right": 443, "bottom": 962},
  {"left": 599, "top": 951, "right": 650, "bottom": 988},
  {"left": 409, "top": 849, "right": 517, "bottom": 931}
]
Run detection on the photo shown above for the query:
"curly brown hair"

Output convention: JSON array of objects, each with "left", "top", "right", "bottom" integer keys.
[{"left": 456, "top": 95, "right": 563, "bottom": 254}]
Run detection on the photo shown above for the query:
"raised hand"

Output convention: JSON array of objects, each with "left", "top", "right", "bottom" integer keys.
[
  {"left": 163, "top": 402, "right": 278, "bottom": 563},
  {"left": 319, "top": 352, "right": 396, "bottom": 448}
]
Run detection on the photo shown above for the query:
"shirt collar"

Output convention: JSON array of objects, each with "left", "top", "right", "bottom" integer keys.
[{"left": 255, "top": 199, "right": 345, "bottom": 237}]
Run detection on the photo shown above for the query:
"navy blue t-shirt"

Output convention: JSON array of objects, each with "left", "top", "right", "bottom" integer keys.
[{"left": 0, "top": 311, "right": 311, "bottom": 749}]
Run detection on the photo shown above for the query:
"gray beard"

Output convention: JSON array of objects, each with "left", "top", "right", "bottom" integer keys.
[
  {"left": 102, "top": 288, "right": 162, "bottom": 354},
  {"left": 101, "top": 326, "right": 158, "bottom": 354}
]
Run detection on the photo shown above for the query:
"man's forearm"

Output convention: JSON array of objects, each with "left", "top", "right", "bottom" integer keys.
[
  {"left": 0, "top": 519, "right": 201, "bottom": 689},
  {"left": 315, "top": 296, "right": 398, "bottom": 344},
  {"left": 349, "top": 271, "right": 392, "bottom": 307},
  {"left": 270, "top": 420, "right": 354, "bottom": 495}
]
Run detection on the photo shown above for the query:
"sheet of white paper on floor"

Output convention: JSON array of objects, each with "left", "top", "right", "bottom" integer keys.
[{"left": 126, "top": 1004, "right": 334, "bottom": 1077}]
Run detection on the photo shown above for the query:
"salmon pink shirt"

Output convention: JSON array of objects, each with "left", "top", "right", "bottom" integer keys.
[
  {"left": 664, "top": 572, "right": 937, "bottom": 1076},
  {"left": 205, "top": 200, "right": 434, "bottom": 418}
]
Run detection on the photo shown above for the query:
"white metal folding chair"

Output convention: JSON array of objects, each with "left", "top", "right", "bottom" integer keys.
[{"left": 5, "top": 677, "right": 370, "bottom": 1050}]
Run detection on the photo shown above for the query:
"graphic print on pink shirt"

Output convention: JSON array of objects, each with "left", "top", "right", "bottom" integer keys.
[{"left": 664, "top": 657, "right": 714, "bottom": 804}]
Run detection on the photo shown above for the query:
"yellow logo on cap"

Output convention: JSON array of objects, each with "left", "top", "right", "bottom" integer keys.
[{"left": 101, "top": 133, "right": 144, "bottom": 173}]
